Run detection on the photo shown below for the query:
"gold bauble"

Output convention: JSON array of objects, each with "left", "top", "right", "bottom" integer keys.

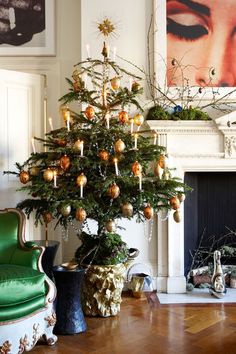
[
  {"left": 84, "top": 105, "right": 95, "bottom": 120},
  {"left": 178, "top": 193, "right": 186, "bottom": 202},
  {"left": 29, "top": 166, "right": 39, "bottom": 176},
  {"left": 173, "top": 210, "right": 181, "bottom": 223},
  {"left": 131, "top": 161, "right": 142, "bottom": 176},
  {"left": 132, "top": 81, "right": 141, "bottom": 92},
  {"left": 60, "top": 155, "right": 71, "bottom": 171},
  {"left": 110, "top": 77, "right": 121, "bottom": 90},
  {"left": 75, "top": 207, "right": 87, "bottom": 222},
  {"left": 121, "top": 202, "right": 133, "bottom": 217},
  {"left": 98, "top": 150, "right": 109, "bottom": 161},
  {"left": 19, "top": 170, "right": 30, "bottom": 184},
  {"left": 114, "top": 139, "right": 125, "bottom": 153},
  {"left": 59, "top": 104, "right": 70, "bottom": 122},
  {"left": 143, "top": 204, "right": 154, "bottom": 220},
  {"left": 72, "top": 68, "right": 80, "bottom": 81},
  {"left": 60, "top": 205, "right": 71, "bottom": 217},
  {"left": 76, "top": 173, "right": 87, "bottom": 187},
  {"left": 74, "top": 139, "right": 83, "bottom": 151},
  {"left": 154, "top": 164, "right": 163, "bottom": 179},
  {"left": 169, "top": 196, "right": 181, "bottom": 210},
  {"left": 118, "top": 110, "right": 129, "bottom": 124},
  {"left": 42, "top": 211, "right": 53, "bottom": 224},
  {"left": 133, "top": 113, "right": 144, "bottom": 127},
  {"left": 158, "top": 155, "right": 166, "bottom": 169},
  {"left": 43, "top": 168, "right": 54, "bottom": 182},
  {"left": 73, "top": 81, "right": 80, "bottom": 92},
  {"left": 105, "top": 219, "right": 116, "bottom": 232},
  {"left": 108, "top": 183, "right": 120, "bottom": 199}
]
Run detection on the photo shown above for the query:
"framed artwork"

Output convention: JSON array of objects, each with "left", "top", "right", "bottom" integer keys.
[
  {"left": 153, "top": 0, "right": 236, "bottom": 100},
  {"left": 0, "top": 0, "right": 55, "bottom": 56}
]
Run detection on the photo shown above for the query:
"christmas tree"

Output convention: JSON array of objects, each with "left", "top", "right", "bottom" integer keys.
[{"left": 5, "top": 18, "right": 189, "bottom": 266}]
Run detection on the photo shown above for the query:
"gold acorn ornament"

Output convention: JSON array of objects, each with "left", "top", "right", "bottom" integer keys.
[
  {"left": 42, "top": 211, "right": 53, "bottom": 224},
  {"left": 75, "top": 207, "right": 87, "bottom": 222},
  {"left": 60, "top": 205, "right": 71, "bottom": 217},
  {"left": 98, "top": 150, "right": 109, "bottom": 161},
  {"left": 118, "top": 110, "right": 129, "bottom": 124},
  {"left": 121, "top": 202, "right": 133, "bottom": 217},
  {"left": 74, "top": 139, "right": 83, "bottom": 152},
  {"left": 110, "top": 77, "right": 121, "bottom": 90},
  {"left": 19, "top": 170, "right": 30, "bottom": 184},
  {"left": 132, "top": 161, "right": 142, "bottom": 176},
  {"left": 29, "top": 166, "right": 39, "bottom": 176},
  {"left": 85, "top": 105, "right": 95, "bottom": 120},
  {"left": 178, "top": 193, "right": 186, "bottom": 203},
  {"left": 143, "top": 204, "right": 154, "bottom": 220},
  {"left": 114, "top": 139, "right": 125, "bottom": 153},
  {"left": 158, "top": 155, "right": 166, "bottom": 169},
  {"left": 169, "top": 196, "right": 181, "bottom": 210},
  {"left": 133, "top": 113, "right": 144, "bottom": 127},
  {"left": 108, "top": 182, "right": 120, "bottom": 199},
  {"left": 59, "top": 104, "right": 70, "bottom": 122},
  {"left": 43, "top": 168, "right": 54, "bottom": 182},
  {"left": 60, "top": 154, "right": 71, "bottom": 171},
  {"left": 105, "top": 219, "right": 116, "bottom": 232},
  {"left": 173, "top": 209, "right": 181, "bottom": 223}
]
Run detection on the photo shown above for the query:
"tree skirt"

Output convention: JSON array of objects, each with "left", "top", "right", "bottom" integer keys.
[{"left": 157, "top": 288, "right": 236, "bottom": 304}]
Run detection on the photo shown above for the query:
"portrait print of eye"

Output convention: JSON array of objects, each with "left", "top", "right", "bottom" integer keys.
[{"left": 167, "top": 18, "right": 208, "bottom": 41}]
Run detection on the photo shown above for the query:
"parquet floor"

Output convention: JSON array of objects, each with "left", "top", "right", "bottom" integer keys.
[{"left": 31, "top": 292, "right": 236, "bottom": 354}]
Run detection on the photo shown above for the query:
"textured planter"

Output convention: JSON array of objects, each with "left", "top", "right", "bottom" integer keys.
[{"left": 82, "top": 263, "right": 126, "bottom": 317}]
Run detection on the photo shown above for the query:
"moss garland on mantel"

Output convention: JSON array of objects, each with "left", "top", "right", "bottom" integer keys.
[{"left": 147, "top": 105, "right": 211, "bottom": 121}]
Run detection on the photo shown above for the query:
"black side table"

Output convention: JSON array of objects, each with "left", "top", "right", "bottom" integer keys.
[
  {"left": 34, "top": 240, "right": 60, "bottom": 280},
  {"left": 53, "top": 266, "right": 87, "bottom": 335}
]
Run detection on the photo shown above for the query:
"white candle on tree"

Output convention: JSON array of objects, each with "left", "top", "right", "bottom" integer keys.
[
  {"left": 114, "top": 158, "right": 119, "bottom": 176},
  {"left": 53, "top": 170, "right": 57, "bottom": 188},
  {"left": 48, "top": 117, "right": 53, "bottom": 131},
  {"left": 31, "top": 137, "right": 36, "bottom": 154},
  {"left": 65, "top": 111, "right": 70, "bottom": 131},
  {"left": 130, "top": 118, "right": 134, "bottom": 134},
  {"left": 139, "top": 174, "right": 142, "bottom": 191},
  {"left": 134, "top": 133, "right": 138, "bottom": 150},
  {"left": 80, "top": 140, "right": 84, "bottom": 157},
  {"left": 80, "top": 185, "right": 83, "bottom": 198}
]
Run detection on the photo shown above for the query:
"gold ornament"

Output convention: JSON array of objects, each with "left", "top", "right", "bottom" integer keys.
[
  {"left": 42, "top": 211, "right": 53, "bottom": 224},
  {"left": 143, "top": 204, "right": 154, "bottom": 220},
  {"left": 114, "top": 139, "right": 125, "bottom": 153},
  {"left": 60, "top": 205, "right": 71, "bottom": 217},
  {"left": 29, "top": 166, "right": 39, "bottom": 176},
  {"left": 108, "top": 183, "right": 120, "bottom": 199},
  {"left": 133, "top": 113, "right": 144, "bottom": 127},
  {"left": 72, "top": 69, "right": 81, "bottom": 81},
  {"left": 59, "top": 104, "right": 70, "bottom": 122},
  {"left": 98, "top": 150, "right": 109, "bottom": 161},
  {"left": 154, "top": 164, "right": 163, "bottom": 179},
  {"left": 178, "top": 193, "right": 186, "bottom": 202},
  {"left": 60, "top": 155, "right": 71, "bottom": 171},
  {"left": 132, "top": 161, "right": 142, "bottom": 176},
  {"left": 121, "top": 202, "right": 133, "bottom": 217},
  {"left": 169, "top": 196, "right": 180, "bottom": 210},
  {"left": 19, "top": 170, "right": 30, "bottom": 184},
  {"left": 74, "top": 139, "right": 83, "bottom": 151},
  {"left": 75, "top": 207, "right": 87, "bottom": 222},
  {"left": 173, "top": 210, "right": 181, "bottom": 223},
  {"left": 76, "top": 173, "right": 87, "bottom": 187},
  {"left": 110, "top": 77, "right": 121, "bottom": 90},
  {"left": 118, "top": 110, "right": 129, "bottom": 124},
  {"left": 132, "top": 81, "right": 141, "bottom": 92},
  {"left": 105, "top": 219, "right": 116, "bottom": 232},
  {"left": 98, "top": 18, "right": 115, "bottom": 37},
  {"left": 73, "top": 81, "right": 80, "bottom": 92},
  {"left": 158, "top": 155, "right": 166, "bottom": 169},
  {"left": 43, "top": 168, "right": 54, "bottom": 182},
  {"left": 85, "top": 105, "right": 95, "bottom": 119}
]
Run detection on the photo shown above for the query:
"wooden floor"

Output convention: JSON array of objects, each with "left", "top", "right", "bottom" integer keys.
[{"left": 31, "top": 292, "right": 236, "bottom": 354}]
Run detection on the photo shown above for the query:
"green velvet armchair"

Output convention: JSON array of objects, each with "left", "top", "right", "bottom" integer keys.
[{"left": 0, "top": 208, "right": 57, "bottom": 354}]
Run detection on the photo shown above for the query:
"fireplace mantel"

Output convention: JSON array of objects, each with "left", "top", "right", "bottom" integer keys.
[{"left": 146, "top": 119, "right": 236, "bottom": 293}]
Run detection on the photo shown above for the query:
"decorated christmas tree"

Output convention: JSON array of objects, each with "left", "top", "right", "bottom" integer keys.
[{"left": 5, "top": 18, "right": 189, "bottom": 266}]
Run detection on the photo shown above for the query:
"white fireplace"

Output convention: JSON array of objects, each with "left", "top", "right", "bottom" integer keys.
[{"left": 147, "top": 116, "right": 236, "bottom": 293}]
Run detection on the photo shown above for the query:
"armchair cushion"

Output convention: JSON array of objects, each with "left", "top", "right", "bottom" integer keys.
[{"left": 0, "top": 264, "right": 46, "bottom": 307}]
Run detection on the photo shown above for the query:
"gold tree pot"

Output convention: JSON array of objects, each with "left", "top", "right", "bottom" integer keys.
[{"left": 82, "top": 263, "right": 126, "bottom": 317}]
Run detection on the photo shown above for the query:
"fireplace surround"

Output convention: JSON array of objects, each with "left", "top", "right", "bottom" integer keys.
[{"left": 147, "top": 117, "right": 236, "bottom": 293}]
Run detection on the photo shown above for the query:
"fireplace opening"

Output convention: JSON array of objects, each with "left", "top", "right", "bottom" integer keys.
[{"left": 184, "top": 172, "right": 236, "bottom": 277}]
